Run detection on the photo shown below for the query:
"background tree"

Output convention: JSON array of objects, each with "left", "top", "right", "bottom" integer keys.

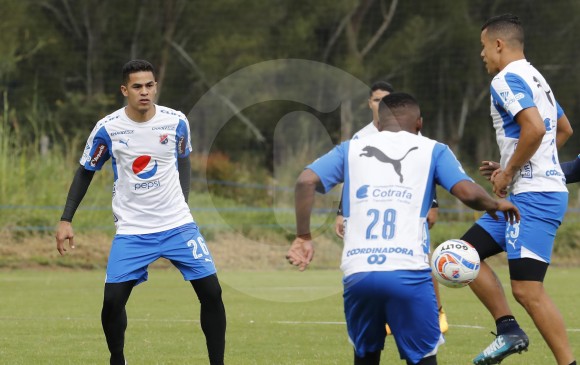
[{"left": 1, "top": 0, "right": 579, "bottom": 171}]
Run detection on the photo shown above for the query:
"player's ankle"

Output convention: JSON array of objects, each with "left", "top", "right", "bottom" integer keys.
[
  {"left": 110, "top": 353, "right": 125, "bottom": 365},
  {"left": 495, "top": 315, "right": 521, "bottom": 335}
]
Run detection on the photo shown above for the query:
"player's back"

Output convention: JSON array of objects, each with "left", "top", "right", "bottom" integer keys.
[{"left": 340, "top": 131, "right": 439, "bottom": 275}]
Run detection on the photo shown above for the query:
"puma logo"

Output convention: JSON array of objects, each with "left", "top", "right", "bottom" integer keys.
[
  {"left": 533, "top": 76, "right": 554, "bottom": 106},
  {"left": 360, "top": 146, "right": 418, "bottom": 183}
]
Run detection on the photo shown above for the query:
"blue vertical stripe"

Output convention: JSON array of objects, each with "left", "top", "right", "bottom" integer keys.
[{"left": 342, "top": 142, "right": 351, "bottom": 218}]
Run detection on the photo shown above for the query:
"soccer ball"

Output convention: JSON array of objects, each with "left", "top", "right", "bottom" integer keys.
[{"left": 430, "top": 239, "right": 480, "bottom": 288}]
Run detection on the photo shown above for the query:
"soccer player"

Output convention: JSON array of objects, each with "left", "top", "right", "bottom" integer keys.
[
  {"left": 55, "top": 60, "right": 226, "bottom": 365},
  {"left": 336, "top": 81, "right": 448, "bottom": 335},
  {"left": 460, "top": 14, "right": 576, "bottom": 365},
  {"left": 560, "top": 155, "right": 580, "bottom": 183},
  {"left": 335, "top": 81, "right": 394, "bottom": 238},
  {"left": 287, "top": 92, "right": 520, "bottom": 365}
]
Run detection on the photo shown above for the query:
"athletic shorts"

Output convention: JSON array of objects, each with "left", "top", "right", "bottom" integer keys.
[
  {"left": 476, "top": 192, "right": 567, "bottom": 263},
  {"left": 106, "top": 222, "right": 217, "bottom": 284},
  {"left": 343, "top": 270, "right": 444, "bottom": 364}
]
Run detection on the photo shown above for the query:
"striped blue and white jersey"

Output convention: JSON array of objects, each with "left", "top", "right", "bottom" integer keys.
[
  {"left": 308, "top": 131, "right": 471, "bottom": 276},
  {"left": 80, "top": 105, "right": 194, "bottom": 234},
  {"left": 489, "top": 59, "right": 567, "bottom": 194}
]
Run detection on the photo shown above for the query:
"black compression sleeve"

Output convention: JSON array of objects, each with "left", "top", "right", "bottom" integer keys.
[
  {"left": 561, "top": 156, "right": 580, "bottom": 184},
  {"left": 60, "top": 166, "right": 95, "bottom": 222},
  {"left": 178, "top": 156, "right": 191, "bottom": 203},
  {"left": 337, "top": 186, "right": 344, "bottom": 216},
  {"left": 431, "top": 190, "right": 439, "bottom": 208}
]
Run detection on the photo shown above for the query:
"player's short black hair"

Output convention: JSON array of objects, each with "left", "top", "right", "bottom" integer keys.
[
  {"left": 380, "top": 92, "right": 420, "bottom": 112},
  {"left": 122, "top": 59, "right": 156, "bottom": 85},
  {"left": 481, "top": 14, "right": 524, "bottom": 45},
  {"left": 369, "top": 81, "right": 394, "bottom": 96}
]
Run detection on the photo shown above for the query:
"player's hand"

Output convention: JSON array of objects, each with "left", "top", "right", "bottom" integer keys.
[
  {"left": 286, "top": 236, "right": 314, "bottom": 271},
  {"left": 490, "top": 168, "right": 511, "bottom": 198},
  {"left": 479, "top": 161, "right": 500, "bottom": 181},
  {"left": 335, "top": 215, "right": 344, "bottom": 238},
  {"left": 427, "top": 207, "right": 438, "bottom": 229},
  {"left": 486, "top": 200, "right": 520, "bottom": 224},
  {"left": 56, "top": 221, "right": 75, "bottom": 256}
]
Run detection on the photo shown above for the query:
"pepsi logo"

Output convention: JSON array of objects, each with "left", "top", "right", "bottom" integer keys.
[{"left": 132, "top": 155, "right": 158, "bottom": 179}]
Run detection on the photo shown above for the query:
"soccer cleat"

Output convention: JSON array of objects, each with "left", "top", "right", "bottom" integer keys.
[
  {"left": 473, "top": 330, "right": 529, "bottom": 365},
  {"left": 439, "top": 307, "right": 449, "bottom": 334},
  {"left": 385, "top": 324, "right": 392, "bottom": 335}
]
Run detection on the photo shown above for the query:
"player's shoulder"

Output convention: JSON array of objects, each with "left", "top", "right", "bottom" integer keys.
[
  {"left": 156, "top": 105, "right": 187, "bottom": 120},
  {"left": 92, "top": 107, "right": 125, "bottom": 131},
  {"left": 494, "top": 60, "right": 534, "bottom": 82}
]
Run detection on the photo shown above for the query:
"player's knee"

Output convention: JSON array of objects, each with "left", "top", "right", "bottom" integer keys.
[
  {"left": 511, "top": 281, "right": 544, "bottom": 308},
  {"left": 460, "top": 224, "right": 502, "bottom": 261},
  {"left": 102, "top": 281, "right": 135, "bottom": 311},
  {"left": 191, "top": 274, "right": 224, "bottom": 305}
]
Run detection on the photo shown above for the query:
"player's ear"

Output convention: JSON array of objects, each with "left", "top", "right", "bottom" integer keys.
[
  {"left": 120, "top": 84, "right": 128, "bottom": 97},
  {"left": 415, "top": 117, "right": 423, "bottom": 134},
  {"left": 495, "top": 38, "right": 503, "bottom": 51}
]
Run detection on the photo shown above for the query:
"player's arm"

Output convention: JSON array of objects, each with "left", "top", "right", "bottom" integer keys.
[
  {"left": 335, "top": 188, "right": 344, "bottom": 238},
  {"left": 556, "top": 114, "right": 573, "bottom": 150},
  {"left": 56, "top": 166, "right": 95, "bottom": 255},
  {"left": 178, "top": 156, "right": 191, "bottom": 203},
  {"left": 492, "top": 107, "right": 545, "bottom": 197},
  {"left": 561, "top": 155, "right": 580, "bottom": 184},
  {"left": 287, "top": 169, "right": 319, "bottom": 271},
  {"left": 427, "top": 193, "right": 438, "bottom": 229},
  {"left": 433, "top": 143, "right": 519, "bottom": 223},
  {"left": 450, "top": 180, "right": 520, "bottom": 223},
  {"left": 288, "top": 142, "right": 346, "bottom": 271}
]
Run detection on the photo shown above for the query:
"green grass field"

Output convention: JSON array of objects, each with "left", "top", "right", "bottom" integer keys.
[{"left": 1, "top": 267, "right": 579, "bottom": 364}]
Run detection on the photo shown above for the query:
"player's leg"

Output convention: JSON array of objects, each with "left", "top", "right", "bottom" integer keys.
[
  {"left": 163, "top": 223, "right": 225, "bottom": 365},
  {"left": 344, "top": 272, "right": 388, "bottom": 365},
  {"left": 463, "top": 223, "right": 517, "bottom": 320},
  {"left": 431, "top": 277, "right": 448, "bottom": 334},
  {"left": 103, "top": 233, "right": 159, "bottom": 365},
  {"left": 102, "top": 280, "right": 137, "bottom": 365},
  {"left": 354, "top": 350, "right": 381, "bottom": 365},
  {"left": 386, "top": 271, "right": 442, "bottom": 365},
  {"left": 407, "top": 355, "right": 437, "bottom": 365},
  {"left": 190, "top": 274, "right": 226, "bottom": 365},
  {"left": 506, "top": 192, "right": 575, "bottom": 365},
  {"left": 462, "top": 219, "right": 529, "bottom": 364},
  {"left": 510, "top": 259, "right": 574, "bottom": 365}
]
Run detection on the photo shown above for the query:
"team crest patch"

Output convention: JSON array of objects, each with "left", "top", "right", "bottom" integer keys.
[{"left": 159, "top": 134, "right": 169, "bottom": 144}]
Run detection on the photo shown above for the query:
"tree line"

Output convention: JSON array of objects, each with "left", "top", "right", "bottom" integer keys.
[{"left": 2, "top": 0, "right": 580, "bottom": 170}]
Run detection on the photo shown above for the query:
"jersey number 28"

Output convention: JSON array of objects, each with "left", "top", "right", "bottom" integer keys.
[{"left": 366, "top": 208, "right": 396, "bottom": 240}]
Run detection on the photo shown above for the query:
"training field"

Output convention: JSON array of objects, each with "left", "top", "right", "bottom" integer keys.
[{"left": 1, "top": 267, "right": 579, "bottom": 365}]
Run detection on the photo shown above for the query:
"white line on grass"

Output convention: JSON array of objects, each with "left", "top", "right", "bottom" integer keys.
[
  {"left": 2, "top": 316, "right": 580, "bottom": 332},
  {"left": 273, "top": 321, "right": 580, "bottom": 332}
]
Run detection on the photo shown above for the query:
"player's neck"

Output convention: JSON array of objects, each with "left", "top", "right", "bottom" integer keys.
[
  {"left": 499, "top": 53, "right": 525, "bottom": 72},
  {"left": 124, "top": 105, "right": 156, "bottom": 123}
]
